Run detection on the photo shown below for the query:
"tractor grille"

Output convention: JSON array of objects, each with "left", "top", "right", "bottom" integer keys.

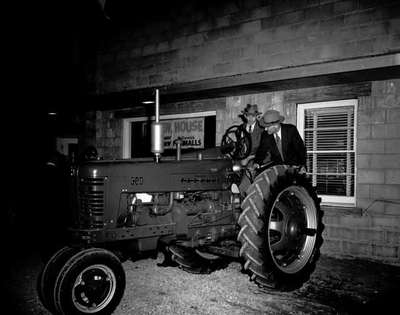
[{"left": 79, "top": 177, "right": 105, "bottom": 229}]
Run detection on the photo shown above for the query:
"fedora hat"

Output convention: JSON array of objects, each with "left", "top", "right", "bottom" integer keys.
[
  {"left": 240, "top": 104, "right": 261, "bottom": 116},
  {"left": 259, "top": 109, "right": 285, "bottom": 127}
]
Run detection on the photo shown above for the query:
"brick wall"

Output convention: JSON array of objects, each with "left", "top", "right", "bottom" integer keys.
[{"left": 94, "top": 0, "right": 400, "bottom": 94}]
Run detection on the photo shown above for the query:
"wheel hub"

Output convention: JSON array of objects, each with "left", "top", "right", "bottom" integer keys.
[
  {"left": 268, "top": 185, "right": 318, "bottom": 274},
  {"left": 73, "top": 264, "right": 116, "bottom": 313},
  {"left": 287, "top": 219, "right": 300, "bottom": 237}
]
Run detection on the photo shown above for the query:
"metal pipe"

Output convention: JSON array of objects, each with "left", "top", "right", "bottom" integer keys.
[
  {"left": 152, "top": 192, "right": 174, "bottom": 215},
  {"left": 155, "top": 88, "right": 160, "bottom": 123},
  {"left": 151, "top": 88, "right": 164, "bottom": 163},
  {"left": 174, "top": 137, "right": 182, "bottom": 161}
]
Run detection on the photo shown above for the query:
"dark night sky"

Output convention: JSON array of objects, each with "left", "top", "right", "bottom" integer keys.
[
  {"left": 3, "top": 1, "right": 112, "bottom": 259},
  {"left": 5, "top": 0, "right": 205, "bottom": 176},
  {"left": 4, "top": 1, "right": 108, "bottom": 210},
  {"left": 8, "top": 1, "right": 106, "bottom": 155},
  {"left": 4, "top": 0, "right": 177, "bottom": 185}
]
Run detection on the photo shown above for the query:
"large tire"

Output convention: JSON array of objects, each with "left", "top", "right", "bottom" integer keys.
[
  {"left": 38, "top": 246, "right": 79, "bottom": 313},
  {"left": 237, "top": 165, "right": 324, "bottom": 291},
  {"left": 53, "top": 248, "right": 125, "bottom": 315}
]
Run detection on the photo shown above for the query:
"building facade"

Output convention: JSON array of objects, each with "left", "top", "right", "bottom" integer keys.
[{"left": 81, "top": 0, "right": 400, "bottom": 264}]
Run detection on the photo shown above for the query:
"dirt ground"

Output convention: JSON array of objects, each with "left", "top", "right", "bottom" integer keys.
[{"left": 5, "top": 245, "right": 400, "bottom": 315}]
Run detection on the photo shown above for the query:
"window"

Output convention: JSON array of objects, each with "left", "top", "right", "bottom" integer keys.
[
  {"left": 56, "top": 137, "right": 78, "bottom": 161},
  {"left": 123, "top": 111, "right": 216, "bottom": 158},
  {"left": 297, "top": 100, "right": 357, "bottom": 205}
]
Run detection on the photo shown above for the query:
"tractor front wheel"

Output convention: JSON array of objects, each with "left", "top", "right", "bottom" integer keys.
[
  {"left": 53, "top": 248, "right": 125, "bottom": 315},
  {"left": 38, "top": 246, "right": 79, "bottom": 313},
  {"left": 238, "top": 165, "right": 324, "bottom": 291}
]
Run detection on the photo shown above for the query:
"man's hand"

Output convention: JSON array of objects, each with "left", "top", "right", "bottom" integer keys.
[
  {"left": 299, "top": 166, "right": 307, "bottom": 174},
  {"left": 252, "top": 163, "right": 260, "bottom": 170},
  {"left": 240, "top": 154, "right": 255, "bottom": 166}
]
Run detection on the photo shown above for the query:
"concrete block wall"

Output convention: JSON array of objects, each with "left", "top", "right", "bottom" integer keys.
[
  {"left": 323, "top": 214, "right": 400, "bottom": 265},
  {"left": 93, "top": 97, "right": 226, "bottom": 159},
  {"left": 221, "top": 80, "right": 400, "bottom": 265},
  {"left": 356, "top": 79, "right": 400, "bottom": 216},
  {"left": 79, "top": 111, "right": 97, "bottom": 157},
  {"left": 322, "top": 79, "right": 400, "bottom": 266},
  {"left": 221, "top": 91, "right": 293, "bottom": 144},
  {"left": 94, "top": 0, "right": 400, "bottom": 94},
  {"left": 92, "top": 90, "right": 298, "bottom": 158},
  {"left": 94, "top": 110, "right": 123, "bottom": 159},
  {"left": 88, "top": 79, "right": 399, "bottom": 265}
]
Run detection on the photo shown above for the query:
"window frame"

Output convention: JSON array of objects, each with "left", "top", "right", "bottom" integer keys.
[
  {"left": 297, "top": 99, "right": 358, "bottom": 206},
  {"left": 122, "top": 111, "right": 216, "bottom": 159}
]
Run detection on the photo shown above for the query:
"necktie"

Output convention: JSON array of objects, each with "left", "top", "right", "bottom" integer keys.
[
  {"left": 248, "top": 125, "right": 253, "bottom": 133},
  {"left": 275, "top": 134, "right": 283, "bottom": 160}
]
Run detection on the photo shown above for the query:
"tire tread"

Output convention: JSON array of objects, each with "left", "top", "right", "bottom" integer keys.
[{"left": 238, "top": 166, "right": 324, "bottom": 291}]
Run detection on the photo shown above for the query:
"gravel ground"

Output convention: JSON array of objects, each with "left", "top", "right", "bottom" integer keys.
[{"left": 5, "top": 247, "right": 400, "bottom": 315}]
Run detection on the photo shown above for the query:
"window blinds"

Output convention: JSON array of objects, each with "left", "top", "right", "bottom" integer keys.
[{"left": 304, "top": 106, "right": 355, "bottom": 197}]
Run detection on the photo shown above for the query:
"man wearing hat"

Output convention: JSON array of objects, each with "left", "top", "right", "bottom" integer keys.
[
  {"left": 239, "top": 104, "right": 263, "bottom": 156},
  {"left": 236, "top": 104, "right": 264, "bottom": 195},
  {"left": 254, "top": 109, "right": 306, "bottom": 172}
]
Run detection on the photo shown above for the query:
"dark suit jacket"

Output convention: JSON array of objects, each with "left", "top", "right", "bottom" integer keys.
[
  {"left": 241, "top": 122, "right": 263, "bottom": 155},
  {"left": 255, "top": 123, "right": 306, "bottom": 167}
]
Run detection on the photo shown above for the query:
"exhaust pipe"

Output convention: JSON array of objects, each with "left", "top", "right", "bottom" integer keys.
[
  {"left": 174, "top": 137, "right": 182, "bottom": 161},
  {"left": 151, "top": 89, "right": 164, "bottom": 163}
]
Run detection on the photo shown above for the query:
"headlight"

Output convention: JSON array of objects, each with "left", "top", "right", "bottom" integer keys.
[
  {"left": 136, "top": 193, "right": 153, "bottom": 203},
  {"left": 231, "top": 183, "right": 240, "bottom": 194},
  {"left": 232, "top": 164, "right": 241, "bottom": 172}
]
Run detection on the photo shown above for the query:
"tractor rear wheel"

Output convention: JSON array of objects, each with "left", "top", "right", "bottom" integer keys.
[
  {"left": 53, "top": 248, "right": 125, "bottom": 315},
  {"left": 238, "top": 165, "right": 323, "bottom": 291}
]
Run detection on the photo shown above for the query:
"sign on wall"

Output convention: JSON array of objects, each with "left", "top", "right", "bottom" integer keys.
[
  {"left": 123, "top": 111, "right": 215, "bottom": 158},
  {"left": 162, "top": 117, "right": 204, "bottom": 149}
]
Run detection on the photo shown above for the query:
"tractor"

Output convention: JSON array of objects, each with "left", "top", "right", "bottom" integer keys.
[{"left": 38, "top": 90, "right": 324, "bottom": 315}]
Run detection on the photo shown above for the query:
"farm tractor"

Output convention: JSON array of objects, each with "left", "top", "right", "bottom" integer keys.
[{"left": 38, "top": 90, "right": 324, "bottom": 315}]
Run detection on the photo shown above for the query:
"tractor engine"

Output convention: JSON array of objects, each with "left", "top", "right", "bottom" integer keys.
[
  {"left": 69, "top": 158, "right": 240, "bottom": 255},
  {"left": 176, "top": 190, "right": 231, "bottom": 215}
]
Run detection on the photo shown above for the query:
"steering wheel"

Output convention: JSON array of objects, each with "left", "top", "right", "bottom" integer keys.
[{"left": 220, "top": 125, "right": 251, "bottom": 160}]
